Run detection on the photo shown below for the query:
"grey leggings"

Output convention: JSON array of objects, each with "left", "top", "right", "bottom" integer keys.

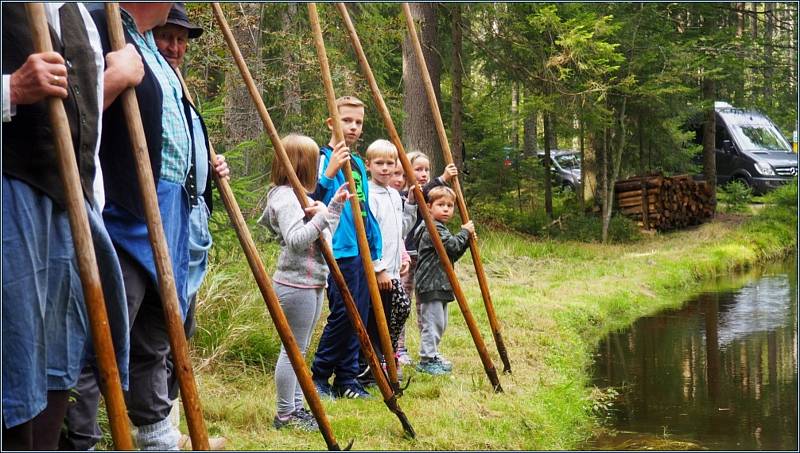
[{"left": 274, "top": 282, "right": 324, "bottom": 416}]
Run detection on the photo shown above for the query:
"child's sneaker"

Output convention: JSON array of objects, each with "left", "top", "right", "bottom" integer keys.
[
  {"left": 313, "top": 378, "right": 335, "bottom": 399},
  {"left": 356, "top": 364, "right": 378, "bottom": 388},
  {"left": 435, "top": 355, "right": 453, "bottom": 372},
  {"left": 273, "top": 411, "right": 319, "bottom": 432},
  {"left": 332, "top": 381, "right": 373, "bottom": 399},
  {"left": 416, "top": 358, "right": 448, "bottom": 375},
  {"left": 396, "top": 349, "right": 413, "bottom": 366}
]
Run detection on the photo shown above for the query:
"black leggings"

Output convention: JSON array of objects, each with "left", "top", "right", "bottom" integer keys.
[{"left": 3, "top": 390, "right": 70, "bottom": 450}]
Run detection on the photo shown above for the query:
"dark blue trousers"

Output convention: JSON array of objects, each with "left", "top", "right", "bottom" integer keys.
[{"left": 311, "top": 256, "right": 371, "bottom": 386}]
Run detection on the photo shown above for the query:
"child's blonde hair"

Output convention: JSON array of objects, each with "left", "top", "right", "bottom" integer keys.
[
  {"left": 365, "top": 139, "right": 398, "bottom": 162},
  {"left": 335, "top": 96, "right": 365, "bottom": 112},
  {"left": 427, "top": 186, "right": 456, "bottom": 204},
  {"left": 271, "top": 134, "right": 319, "bottom": 192},
  {"left": 406, "top": 150, "right": 430, "bottom": 166}
]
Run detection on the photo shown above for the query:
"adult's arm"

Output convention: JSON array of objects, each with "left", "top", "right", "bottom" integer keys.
[
  {"left": 3, "top": 52, "right": 68, "bottom": 122},
  {"left": 102, "top": 43, "right": 144, "bottom": 110}
]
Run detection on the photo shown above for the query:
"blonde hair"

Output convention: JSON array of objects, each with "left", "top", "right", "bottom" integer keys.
[
  {"left": 335, "top": 96, "right": 365, "bottom": 112},
  {"left": 406, "top": 150, "right": 430, "bottom": 167},
  {"left": 365, "top": 139, "right": 398, "bottom": 162},
  {"left": 270, "top": 134, "right": 319, "bottom": 192},
  {"left": 427, "top": 186, "right": 456, "bottom": 204}
]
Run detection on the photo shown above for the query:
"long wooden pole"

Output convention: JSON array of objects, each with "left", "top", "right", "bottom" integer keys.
[
  {"left": 103, "top": 4, "right": 209, "bottom": 449},
  {"left": 23, "top": 4, "right": 134, "bottom": 449},
  {"left": 307, "top": 3, "right": 401, "bottom": 393},
  {"left": 210, "top": 3, "right": 415, "bottom": 438},
  {"left": 401, "top": 3, "right": 512, "bottom": 374},
  {"left": 337, "top": 3, "right": 503, "bottom": 392},
  {"left": 176, "top": 72, "right": 345, "bottom": 451}
]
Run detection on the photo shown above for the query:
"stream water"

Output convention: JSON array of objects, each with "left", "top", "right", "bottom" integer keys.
[{"left": 587, "top": 254, "right": 798, "bottom": 450}]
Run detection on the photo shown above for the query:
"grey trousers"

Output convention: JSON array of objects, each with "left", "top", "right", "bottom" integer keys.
[
  {"left": 61, "top": 249, "right": 178, "bottom": 449},
  {"left": 418, "top": 300, "right": 450, "bottom": 360},
  {"left": 274, "top": 283, "right": 323, "bottom": 416}
]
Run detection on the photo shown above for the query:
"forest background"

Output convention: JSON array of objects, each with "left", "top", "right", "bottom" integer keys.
[
  {"left": 180, "top": 2, "right": 797, "bottom": 247},
  {"left": 153, "top": 2, "right": 798, "bottom": 449}
]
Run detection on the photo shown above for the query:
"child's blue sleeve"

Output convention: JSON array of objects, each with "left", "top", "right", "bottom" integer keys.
[{"left": 310, "top": 153, "right": 337, "bottom": 202}]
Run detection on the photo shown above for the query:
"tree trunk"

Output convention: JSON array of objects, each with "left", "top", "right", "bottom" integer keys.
[
  {"left": 703, "top": 78, "right": 717, "bottom": 207},
  {"left": 523, "top": 111, "right": 538, "bottom": 156},
  {"left": 224, "top": 3, "right": 264, "bottom": 158},
  {"left": 543, "top": 111, "right": 553, "bottom": 218},
  {"left": 578, "top": 116, "right": 585, "bottom": 210},
  {"left": 511, "top": 82, "right": 519, "bottom": 151},
  {"left": 603, "top": 97, "right": 627, "bottom": 243},
  {"left": 281, "top": 3, "right": 301, "bottom": 118},
  {"left": 751, "top": 2, "right": 758, "bottom": 41},
  {"left": 638, "top": 112, "right": 645, "bottom": 177},
  {"left": 450, "top": 3, "right": 464, "bottom": 170},
  {"left": 702, "top": 11, "right": 718, "bottom": 207},
  {"left": 764, "top": 2, "right": 774, "bottom": 107},
  {"left": 403, "top": 2, "right": 443, "bottom": 174}
]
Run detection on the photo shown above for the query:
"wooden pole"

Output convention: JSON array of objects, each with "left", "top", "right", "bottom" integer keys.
[
  {"left": 307, "top": 3, "right": 400, "bottom": 392},
  {"left": 210, "top": 3, "right": 416, "bottom": 438},
  {"left": 338, "top": 3, "right": 502, "bottom": 392},
  {"left": 176, "top": 72, "right": 344, "bottom": 451},
  {"left": 102, "top": 4, "right": 209, "bottom": 449},
  {"left": 401, "top": 3, "right": 511, "bottom": 375},
  {"left": 22, "top": 4, "right": 134, "bottom": 449}
]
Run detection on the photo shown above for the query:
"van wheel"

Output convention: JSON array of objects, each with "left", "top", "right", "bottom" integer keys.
[{"left": 733, "top": 176, "right": 751, "bottom": 189}]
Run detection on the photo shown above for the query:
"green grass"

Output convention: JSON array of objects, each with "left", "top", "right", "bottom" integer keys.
[{"left": 111, "top": 187, "right": 795, "bottom": 450}]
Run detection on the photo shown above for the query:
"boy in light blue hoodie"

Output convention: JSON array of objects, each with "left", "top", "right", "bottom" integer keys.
[{"left": 310, "top": 96, "right": 381, "bottom": 399}]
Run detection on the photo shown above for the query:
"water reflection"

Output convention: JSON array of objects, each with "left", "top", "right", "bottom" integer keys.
[{"left": 591, "top": 256, "right": 798, "bottom": 450}]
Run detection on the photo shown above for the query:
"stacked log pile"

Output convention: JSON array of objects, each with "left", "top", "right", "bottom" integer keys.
[{"left": 614, "top": 174, "right": 715, "bottom": 231}]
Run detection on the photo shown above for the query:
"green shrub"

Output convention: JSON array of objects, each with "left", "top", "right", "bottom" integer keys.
[
  {"left": 717, "top": 180, "right": 752, "bottom": 213},
  {"left": 763, "top": 179, "right": 798, "bottom": 209}
]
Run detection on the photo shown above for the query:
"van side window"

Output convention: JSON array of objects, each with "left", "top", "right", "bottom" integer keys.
[{"left": 715, "top": 123, "right": 730, "bottom": 150}]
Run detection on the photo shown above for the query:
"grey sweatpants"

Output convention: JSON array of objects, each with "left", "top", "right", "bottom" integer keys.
[
  {"left": 418, "top": 300, "right": 450, "bottom": 360},
  {"left": 274, "top": 283, "right": 324, "bottom": 416}
]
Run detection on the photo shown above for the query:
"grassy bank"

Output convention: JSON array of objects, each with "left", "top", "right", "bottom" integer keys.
[{"left": 179, "top": 184, "right": 796, "bottom": 450}]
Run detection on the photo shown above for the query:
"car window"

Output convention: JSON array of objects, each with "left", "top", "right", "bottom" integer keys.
[
  {"left": 733, "top": 125, "right": 792, "bottom": 152},
  {"left": 555, "top": 154, "right": 580, "bottom": 170}
]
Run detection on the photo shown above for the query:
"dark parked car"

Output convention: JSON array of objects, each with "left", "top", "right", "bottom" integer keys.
[
  {"left": 538, "top": 149, "right": 581, "bottom": 191},
  {"left": 690, "top": 102, "right": 798, "bottom": 194}
]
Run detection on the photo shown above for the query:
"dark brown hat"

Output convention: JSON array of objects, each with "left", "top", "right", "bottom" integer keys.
[{"left": 166, "top": 3, "right": 203, "bottom": 39}]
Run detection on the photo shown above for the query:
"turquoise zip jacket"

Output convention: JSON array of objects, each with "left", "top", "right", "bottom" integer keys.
[{"left": 312, "top": 145, "right": 382, "bottom": 261}]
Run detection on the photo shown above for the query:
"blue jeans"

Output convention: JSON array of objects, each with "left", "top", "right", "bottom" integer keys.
[{"left": 311, "top": 256, "right": 371, "bottom": 386}]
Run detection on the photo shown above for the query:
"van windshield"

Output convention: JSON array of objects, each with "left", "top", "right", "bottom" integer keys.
[
  {"left": 731, "top": 124, "right": 792, "bottom": 153},
  {"left": 555, "top": 154, "right": 580, "bottom": 170}
]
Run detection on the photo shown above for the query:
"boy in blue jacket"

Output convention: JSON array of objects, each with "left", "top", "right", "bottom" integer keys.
[{"left": 310, "top": 96, "right": 381, "bottom": 399}]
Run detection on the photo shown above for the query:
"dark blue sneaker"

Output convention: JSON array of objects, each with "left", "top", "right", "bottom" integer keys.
[
  {"left": 313, "top": 378, "right": 335, "bottom": 399},
  {"left": 332, "top": 381, "right": 373, "bottom": 399}
]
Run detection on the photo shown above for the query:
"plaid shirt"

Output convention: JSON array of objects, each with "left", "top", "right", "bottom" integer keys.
[{"left": 121, "top": 10, "right": 190, "bottom": 184}]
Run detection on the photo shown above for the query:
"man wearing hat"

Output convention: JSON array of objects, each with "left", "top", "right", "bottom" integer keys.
[
  {"left": 60, "top": 3, "right": 228, "bottom": 450},
  {"left": 153, "top": 4, "right": 227, "bottom": 450}
]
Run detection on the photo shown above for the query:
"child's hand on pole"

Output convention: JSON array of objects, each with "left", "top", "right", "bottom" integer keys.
[
  {"left": 376, "top": 270, "right": 392, "bottom": 291},
  {"left": 305, "top": 200, "right": 329, "bottom": 217},
  {"left": 440, "top": 163, "right": 458, "bottom": 183},
  {"left": 325, "top": 141, "right": 351, "bottom": 178},
  {"left": 406, "top": 185, "right": 417, "bottom": 205},
  {"left": 462, "top": 220, "right": 475, "bottom": 235}
]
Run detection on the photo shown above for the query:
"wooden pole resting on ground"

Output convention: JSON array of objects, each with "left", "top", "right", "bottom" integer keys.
[
  {"left": 103, "top": 3, "right": 210, "bottom": 449},
  {"left": 24, "top": 3, "right": 134, "bottom": 449},
  {"left": 401, "top": 3, "right": 512, "bottom": 375},
  {"left": 211, "top": 2, "right": 415, "bottom": 438},
  {"left": 307, "top": 3, "right": 401, "bottom": 394},
  {"left": 176, "top": 71, "right": 345, "bottom": 451}
]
